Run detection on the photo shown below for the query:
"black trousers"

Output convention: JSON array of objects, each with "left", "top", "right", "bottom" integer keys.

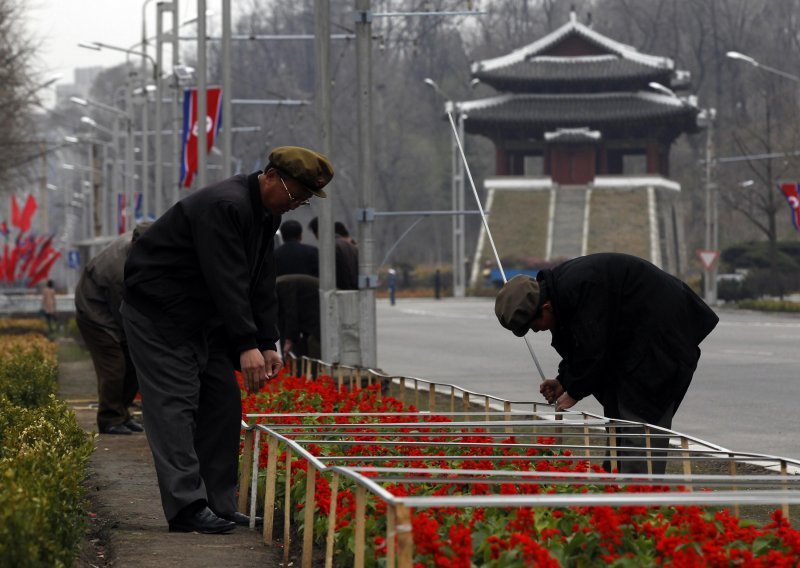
[
  {"left": 121, "top": 302, "right": 242, "bottom": 522},
  {"left": 601, "top": 347, "right": 700, "bottom": 475},
  {"left": 76, "top": 317, "right": 138, "bottom": 431}
]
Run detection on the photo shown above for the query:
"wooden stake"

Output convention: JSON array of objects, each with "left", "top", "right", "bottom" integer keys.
[
  {"left": 449, "top": 386, "right": 455, "bottom": 413},
  {"left": 609, "top": 426, "right": 618, "bottom": 474},
  {"left": 263, "top": 436, "right": 278, "bottom": 545},
  {"left": 399, "top": 377, "right": 406, "bottom": 405},
  {"left": 781, "top": 459, "right": 790, "bottom": 520},
  {"left": 238, "top": 428, "right": 255, "bottom": 514},
  {"left": 302, "top": 463, "right": 317, "bottom": 568},
  {"left": 729, "top": 453, "right": 739, "bottom": 518},
  {"left": 396, "top": 504, "right": 413, "bottom": 568},
  {"left": 504, "top": 401, "right": 512, "bottom": 434},
  {"left": 414, "top": 379, "right": 420, "bottom": 409},
  {"left": 428, "top": 383, "right": 436, "bottom": 412},
  {"left": 645, "top": 425, "right": 653, "bottom": 476},
  {"left": 681, "top": 436, "right": 693, "bottom": 491},
  {"left": 355, "top": 486, "right": 366, "bottom": 568},
  {"left": 283, "top": 451, "right": 292, "bottom": 566},
  {"left": 583, "top": 417, "right": 591, "bottom": 459},
  {"left": 324, "top": 472, "right": 339, "bottom": 568},
  {"left": 386, "top": 505, "right": 396, "bottom": 568}
]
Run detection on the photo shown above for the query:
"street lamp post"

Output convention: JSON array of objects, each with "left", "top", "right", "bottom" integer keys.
[
  {"left": 424, "top": 78, "right": 467, "bottom": 298},
  {"left": 648, "top": 82, "right": 718, "bottom": 304}
]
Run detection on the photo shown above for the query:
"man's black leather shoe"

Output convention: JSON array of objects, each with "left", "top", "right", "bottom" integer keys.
[
  {"left": 124, "top": 420, "right": 144, "bottom": 432},
  {"left": 220, "top": 511, "right": 263, "bottom": 527},
  {"left": 168, "top": 507, "right": 236, "bottom": 534},
  {"left": 100, "top": 424, "right": 133, "bottom": 435}
]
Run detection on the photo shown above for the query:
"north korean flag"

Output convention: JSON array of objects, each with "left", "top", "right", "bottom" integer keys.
[
  {"left": 180, "top": 87, "right": 223, "bottom": 188},
  {"left": 779, "top": 182, "right": 800, "bottom": 232}
]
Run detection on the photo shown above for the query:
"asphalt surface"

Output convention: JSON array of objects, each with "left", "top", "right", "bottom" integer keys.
[{"left": 376, "top": 298, "right": 800, "bottom": 462}]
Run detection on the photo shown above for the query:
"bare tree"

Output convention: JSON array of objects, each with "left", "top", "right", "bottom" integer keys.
[{"left": 0, "top": 0, "right": 48, "bottom": 196}]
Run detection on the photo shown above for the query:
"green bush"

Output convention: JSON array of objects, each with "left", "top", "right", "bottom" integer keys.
[
  {"left": 0, "top": 344, "right": 58, "bottom": 408},
  {"left": 0, "top": 396, "right": 94, "bottom": 567},
  {"left": 737, "top": 299, "right": 800, "bottom": 312}
]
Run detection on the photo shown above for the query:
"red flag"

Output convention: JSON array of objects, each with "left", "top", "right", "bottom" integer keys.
[
  {"left": 28, "top": 251, "right": 61, "bottom": 287},
  {"left": 11, "top": 196, "right": 20, "bottom": 229},
  {"left": 180, "top": 87, "right": 223, "bottom": 188},
  {"left": 779, "top": 182, "right": 800, "bottom": 232},
  {"left": 19, "top": 194, "right": 37, "bottom": 233}
]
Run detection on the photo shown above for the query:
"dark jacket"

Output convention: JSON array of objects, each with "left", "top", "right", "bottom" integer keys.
[
  {"left": 537, "top": 253, "right": 719, "bottom": 420},
  {"left": 275, "top": 240, "right": 319, "bottom": 277},
  {"left": 124, "top": 172, "right": 281, "bottom": 355},
  {"left": 335, "top": 237, "right": 359, "bottom": 290},
  {"left": 275, "top": 274, "right": 320, "bottom": 344},
  {"left": 75, "top": 233, "right": 133, "bottom": 342}
]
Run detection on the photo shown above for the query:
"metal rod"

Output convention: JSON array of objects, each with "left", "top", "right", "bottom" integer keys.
[{"left": 447, "top": 112, "right": 546, "bottom": 381}]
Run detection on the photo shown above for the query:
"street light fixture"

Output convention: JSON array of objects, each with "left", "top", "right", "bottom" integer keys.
[{"left": 726, "top": 50, "right": 800, "bottom": 83}]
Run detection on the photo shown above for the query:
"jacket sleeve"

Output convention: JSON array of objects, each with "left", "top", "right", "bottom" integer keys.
[
  {"left": 554, "top": 281, "right": 611, "bottom": 400},
  {"left": 192, "top": 201, "right": 261, "bottom": 354}
]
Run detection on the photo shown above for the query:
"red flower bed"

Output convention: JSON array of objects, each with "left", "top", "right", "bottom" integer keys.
[{"left": 240, "top": 370, "right": 800, "bottom": 567}]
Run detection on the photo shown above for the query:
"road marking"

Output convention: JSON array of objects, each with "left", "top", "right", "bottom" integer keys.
[{"left": 718, "top": 348, "right": 774, "bottom": 357}]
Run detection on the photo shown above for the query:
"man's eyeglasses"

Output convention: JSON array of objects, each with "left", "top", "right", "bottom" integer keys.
[{"left": 279, "top": 176, "right": 311, "bottom": 206}]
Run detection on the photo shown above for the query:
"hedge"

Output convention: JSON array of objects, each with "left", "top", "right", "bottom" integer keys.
[{"left": 0, "top": 333, "right": 94, "bottom": 567}]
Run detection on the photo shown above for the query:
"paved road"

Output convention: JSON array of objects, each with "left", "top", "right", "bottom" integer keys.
[{"left": 376, "top": 298, "right": 800, "bottom": 462}]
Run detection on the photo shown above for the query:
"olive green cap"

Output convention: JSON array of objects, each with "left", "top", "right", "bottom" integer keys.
[
  {"left": 268, "top": 146, "right": 334, "bottom": 198},
  {"left": 494, "top": 274, "right": 541, "bottom": 337}
]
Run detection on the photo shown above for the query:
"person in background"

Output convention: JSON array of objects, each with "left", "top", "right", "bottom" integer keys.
[
  {"left": 274, "top": 219, "right": 318, "bottom": 277},
  {"left": 122, "top": 146, "right": 333, "bottom": 534},
  {"left": 41, "top": 279, "right": 57, "bottom": 333},
  {"left": 308, "top": 217, "right": 359, "bottom": 290},
  {"left": 494, "top": 252, "right": 719, "bottom": 475},
  {"left": 75, "top": 222, "right": 151, "bottom": 435},
  {"left": 275, "top": 274, "right": 321, "bottom": 359}
]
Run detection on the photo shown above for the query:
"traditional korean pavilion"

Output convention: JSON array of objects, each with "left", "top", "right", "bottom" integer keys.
[{"left": 462, "top": 12, "right": 702, "bottom": 285}]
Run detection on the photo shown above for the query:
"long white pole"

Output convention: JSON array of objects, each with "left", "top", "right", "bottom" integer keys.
[{"left": 447, "top": 112, "right": 546, "bottom": 381}]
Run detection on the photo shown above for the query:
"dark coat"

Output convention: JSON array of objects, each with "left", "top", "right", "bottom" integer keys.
[
  {"left": 335, "top": 237, "right": 359, "bottom": 290},
  {"left": 275, "top": 274, "right": 320, "bottom": 345},
  {"left": 537, "top": 253, "right": 719, "bottom": 420},
  {"left": 275, "top": 240, "right": 319, "bottom": 277},
  {"left": 124, "top": 172, "right": 281, "bottom": 355}
]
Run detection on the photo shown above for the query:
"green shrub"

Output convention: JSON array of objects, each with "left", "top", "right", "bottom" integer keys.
[
  {"left": 0, "top": 340, "right": 58, "bottom": 408},
  {"left": 0, "top": 396, "right": 94, "bottom": 567},
  {"left": 737, "top": 299, "right": 800, "bottom": 312}
]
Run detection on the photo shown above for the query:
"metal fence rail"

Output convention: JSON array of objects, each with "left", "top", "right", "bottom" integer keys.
[{"left": 238, "top": 355, "right": 800, "bottom": 568}]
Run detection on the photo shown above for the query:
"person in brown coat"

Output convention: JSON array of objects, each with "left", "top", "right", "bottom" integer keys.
[{"left": 75, "top": 222, "right": 151, "bottom": 435}]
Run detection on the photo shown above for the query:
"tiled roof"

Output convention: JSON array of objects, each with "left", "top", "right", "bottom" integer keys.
[
  {"left": 474, "top": 55, "right": 672, "bottom": 92},
  {"left": 459, "top": 92, "right": 700, "bottom": 136},
  {"left": 472, "top": 13, "right": 673, "bottom": 74}
]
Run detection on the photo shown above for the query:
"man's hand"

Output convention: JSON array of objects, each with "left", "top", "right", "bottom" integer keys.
[
  {"left": 539, "top": 379, "right": 564, "bottom": 405},
  {"left": 240, "top": 348, "right": 266, "bottom": 393},
  {"left": 262, "top": 350, "right": 283, "bottom": 380},
  {"left": 555, "top": 392, "right": 578, "bottom": 412}
]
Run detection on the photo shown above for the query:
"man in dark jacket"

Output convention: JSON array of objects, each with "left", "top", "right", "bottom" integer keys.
[
  {"left": 275, "top": 219, "right": 318, "bottom": 277},
  {"left": 276, "top": 274, "right": 321, "bottom": 358},
  {"left": 495, "top": 253, "right": 719, "bottom": 474},
  {"left": 122, "top": 146, "right": 333, "bottom": 534},
  {"left": 308, "top": 217, "right": 359, "bottom": 290},
  {"left": 75, "top": 222, "right": 151, "bottom": 435}
]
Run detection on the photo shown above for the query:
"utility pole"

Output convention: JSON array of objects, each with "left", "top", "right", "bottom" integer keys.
[
  {"left": 172, "top": 0, "right": 180, "bottom": 206},
  {"left": 315, "top": 0, "right": 338, "bottom": 362},
  {"left": 197, "top": 0, "right": 207, "bottom": 188},
  {"left": 355, "top": 0, "right": 377, "bottom": 368},
  {"left": 222, "top": 0, "right": 232, "bottom": 178},
  {"left": 703, "top": 109, "right": 718, "bottom": 305}
]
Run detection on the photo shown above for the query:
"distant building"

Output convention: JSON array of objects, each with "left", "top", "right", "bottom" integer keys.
[
  {"left": 462, "top": 11, "right": 703, "bottom": 285},
  {"left": 55, "top": 66, "right": 103, "bottom": 107}
]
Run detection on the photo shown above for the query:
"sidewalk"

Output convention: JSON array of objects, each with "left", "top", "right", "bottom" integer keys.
[{"left": 57, "top": 339, "right": 285, "bottom": 567}]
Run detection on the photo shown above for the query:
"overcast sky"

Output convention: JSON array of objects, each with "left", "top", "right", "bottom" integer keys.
[{"left": 26, "top": 0, "right": 202, "bottom": 106}]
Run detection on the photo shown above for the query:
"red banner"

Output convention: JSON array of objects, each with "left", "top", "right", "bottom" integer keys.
[
  {"left": 779, "top": 182, "right": 800, "bottom": 232},
  {"left": 180, "top": 87, "right": 223, "bottom": 188}
]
